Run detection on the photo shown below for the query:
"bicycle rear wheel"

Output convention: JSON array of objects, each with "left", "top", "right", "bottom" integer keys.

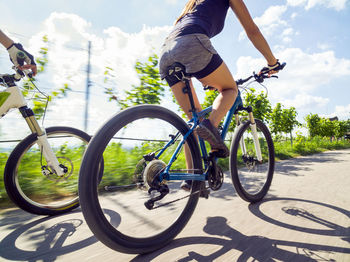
[
  {"left": 79, "top": 105, "right": 202, "bottom": 254},
  {"left": 4, "top": 126, "right": 91, "bottom": 215},
  {"left": 230, "top": 119, "right": 274, "bottom": 203}
]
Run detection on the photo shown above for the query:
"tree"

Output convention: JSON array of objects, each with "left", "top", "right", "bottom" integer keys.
[
  {"left": 335, "top": 120, "right": 348, "bottom": 139},
  {"left": 270, "top": 103, "right": 283, "bottom": 137},
  {"left": 280, "top": 106, "right": 300, "bottom": 147},
  {"left": 109, "top": 54, "right": 167, "bottom": 109},
  {"left": 305, "top": 113, "right": 322, "bottom": 138},
  {"left": 270, "top": 103, "right": 300, "bottom": 146},
  {"left": 244, "top": 88, "right": 272, "bottom": 124}
]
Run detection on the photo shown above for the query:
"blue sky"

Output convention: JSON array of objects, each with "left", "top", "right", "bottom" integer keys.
[{"left": 0, "top": 0, "right": 350, "bottom": 141}]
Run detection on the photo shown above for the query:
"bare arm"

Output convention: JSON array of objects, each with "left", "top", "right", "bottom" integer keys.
[
  {"left": 0, "top": 29, "right": 37, "bottom": 75},
  {"left": 229, "top": 0, "right": 277, "bottom": 65},
  {"left": 0, "top": 29, "right": 14, "bottom": 49}
]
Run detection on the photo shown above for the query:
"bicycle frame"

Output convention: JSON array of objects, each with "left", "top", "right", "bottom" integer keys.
[
  {"left": 156, "top": 88, "right": 262, "bottom": 183},
  {"left": 0, "top": 76, "right": 65, "bottom": 176}
]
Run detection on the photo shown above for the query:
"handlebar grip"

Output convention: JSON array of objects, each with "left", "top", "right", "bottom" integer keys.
[
  {"left": 16, "top": 51, "right": 26, "bottom": 66},
  {"left": 277, "top": 62, "right": 286, "bottom": 71}
]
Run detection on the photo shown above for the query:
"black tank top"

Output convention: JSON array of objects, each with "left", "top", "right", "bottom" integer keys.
[{"left": 172, "top": 0, "right": 230, "bottom": 38}]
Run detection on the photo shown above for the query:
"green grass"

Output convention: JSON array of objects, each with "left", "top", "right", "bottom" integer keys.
[{"left": 1, "top": 136, "right": 349, "bottom": 209}]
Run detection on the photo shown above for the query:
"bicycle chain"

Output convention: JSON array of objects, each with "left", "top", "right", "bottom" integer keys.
[{"left": 149, "top": 186, "right": 210, "bottom": 210}]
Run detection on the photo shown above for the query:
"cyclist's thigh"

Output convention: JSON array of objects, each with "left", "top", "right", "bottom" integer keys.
[{"left": 198, "top": 62, "right": 237, "bottom": 92}]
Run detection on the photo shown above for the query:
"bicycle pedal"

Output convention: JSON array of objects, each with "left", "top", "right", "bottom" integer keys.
[{"left": 199, "top": 188, "right": 210, "bottom": 199}]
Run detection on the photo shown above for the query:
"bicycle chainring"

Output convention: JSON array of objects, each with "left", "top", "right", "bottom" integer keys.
[{"left": 208, "top": 162, "right": 224, "bottom": 191}]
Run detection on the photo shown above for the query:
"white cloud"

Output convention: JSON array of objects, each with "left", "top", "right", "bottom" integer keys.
[
  {"left": 235, "top": 47, "right": 350, "bottom": 116},
  {"left": 287, "top": 0, "right": 348, "bottom": 11},
  {"left": 239, "top": 5, "right": 298, "bottom": 46},
  {"left": 282, "top": 94, "right": 329, "bottom": 110},
  {"left": 317, "top": 43, "right": 331, "bottom": 50},
  {"left": 254, "top": 5, "right": 288, "bottom": 27},
  {"left": 239, "top": 5, "right": 289, "bottom": 41},
  {"left": 2, "top": 12, "right": 172, "bottom": 138}
]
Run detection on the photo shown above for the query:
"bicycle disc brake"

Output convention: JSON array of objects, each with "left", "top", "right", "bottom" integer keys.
[{"left": 41, "top": 156, "right": 73, "bottom": 182}]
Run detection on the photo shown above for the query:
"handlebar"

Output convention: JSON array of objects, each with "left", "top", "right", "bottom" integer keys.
[
  {"left": 236, "top": 62, "right": 286, "bottom": 86},
  {"left": 0, "top": 52, "right": 34, "bottom": 86}
]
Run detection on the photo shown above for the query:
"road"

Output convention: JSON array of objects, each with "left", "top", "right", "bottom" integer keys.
[{"left": 1, "top": 149, "right": 350, "bottom": 261}]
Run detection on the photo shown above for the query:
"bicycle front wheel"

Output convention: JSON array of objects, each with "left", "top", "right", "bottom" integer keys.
[
  {"left": 230, "top": 119, "right": 274, "bottom": 203},
  {"left": 4, "top": 126, "right": 91, "bottom": 216},
  {"left": 79, "top": 105, "right": 202, "bottom": 254}
]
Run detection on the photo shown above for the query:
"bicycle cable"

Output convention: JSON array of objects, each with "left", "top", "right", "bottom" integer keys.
[{"left": 28, "top": 78, "right": 50, "bottom": 127}]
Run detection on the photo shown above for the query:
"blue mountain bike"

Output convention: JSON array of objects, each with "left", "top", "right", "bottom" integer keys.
[{"left": 79, "top": 63, "right": 286, "bottom": 254}]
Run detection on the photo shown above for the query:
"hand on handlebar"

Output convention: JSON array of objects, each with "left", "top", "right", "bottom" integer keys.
[
  {"left": 7, "top": 43, "right": 37, "bottom": 76},
  {"left": 259, "top": 60, "right": 285, "bottom": 76}
]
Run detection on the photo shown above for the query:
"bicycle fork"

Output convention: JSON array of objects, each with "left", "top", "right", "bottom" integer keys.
[
  {"left": 235, "top": 110, "right": 263, "bottom": 162},
  {"left": 19, "top": 106, "right": 65, "bottom": 177}
]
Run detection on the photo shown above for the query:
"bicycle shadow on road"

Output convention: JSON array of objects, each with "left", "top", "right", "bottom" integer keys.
[
  {"left": 132, "top": 215, "right": 350, "bottom": 262},
  {"left": 0, "top": 208, "right": 121, "bottom": 261},
  {"left": 249, "top": 197, "right": 350, "bottom": 243}
]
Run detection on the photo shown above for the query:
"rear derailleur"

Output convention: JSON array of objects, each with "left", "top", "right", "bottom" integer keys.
[{"left": 144, "top": 184, "right": 169, "bottom": 210}]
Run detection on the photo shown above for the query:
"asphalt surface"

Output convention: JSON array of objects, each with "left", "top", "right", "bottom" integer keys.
[{"left": 1, "top": 149, "right": 349, "bottom": 261}]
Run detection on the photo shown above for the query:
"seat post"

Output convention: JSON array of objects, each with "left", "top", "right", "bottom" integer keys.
[
  {"left": 166, "top": 62, "right": 198, "bottom": 115},
  {"left": 182, "top": 79, "right": 197, "bottom": 114}
]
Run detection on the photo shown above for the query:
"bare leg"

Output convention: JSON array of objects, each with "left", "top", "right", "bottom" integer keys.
[
  {"left": 199, "top": 62, "right": 238, "bottom": 127},
  {"left": 171, "top": 80, "right": 202, "bottom": 171}
]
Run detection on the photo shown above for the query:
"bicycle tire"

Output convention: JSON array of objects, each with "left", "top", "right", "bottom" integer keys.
[
  {"left": 230, "top": 119, "right": 274, "bottom": 203},
  {"left": 4, "top": 126, "right": 92, "bottom": 216},
  {"left": 79, "top": 105, "right": 202, "bottom": 254}
]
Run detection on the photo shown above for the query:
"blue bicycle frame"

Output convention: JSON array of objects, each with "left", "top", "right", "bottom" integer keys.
[{"left": 156, "top": 90, "right": 243, "bottom": 182}]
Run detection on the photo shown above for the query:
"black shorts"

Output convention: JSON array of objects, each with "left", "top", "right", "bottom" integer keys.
[{"left": 159, "top": 33, "right": 223, "bottom": 86}]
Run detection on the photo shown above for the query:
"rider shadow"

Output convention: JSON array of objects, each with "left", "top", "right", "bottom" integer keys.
[
  {"left": 0, "top": 208, "right": 121, "bottom": 261},
  {"left": 0, "top": 208, "right": 37, "bottom": 230},
  {"left": 132, "top": 216, "right": 350, "bottom": 262}
]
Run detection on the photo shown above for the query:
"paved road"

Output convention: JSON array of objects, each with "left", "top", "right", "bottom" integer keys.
[{"left": 1, "top": 149, "right": 350, "bottom": 261}]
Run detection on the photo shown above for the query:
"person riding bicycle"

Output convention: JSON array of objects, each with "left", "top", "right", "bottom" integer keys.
[
  {"left": 0, "top": 29, "right": 37, "bottom": 76},
  {"left": 159, "top": 0, "right": 283, "bottom": 190}
]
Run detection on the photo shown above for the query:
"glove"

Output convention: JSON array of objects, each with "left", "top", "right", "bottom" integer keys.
[
  {"left": 7, "top": 43, "right": 37, "bottom": 75},
  {"left": 260, "top": 60, "right": 282, "bottom": 75}
]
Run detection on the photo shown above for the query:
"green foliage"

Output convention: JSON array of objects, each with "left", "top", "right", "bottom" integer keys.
[
  {"left": 305, "top": 113, "right": 322, "bottom": 138},
  {"left": 244, "top": 88, "right": 272, "bottom": 123},
  {"left": 202, "top": 89, "right": 217, "bottom": 109},
  {"left": 111, "top": 54, "right": 168, "bottom": 109},
  {"left": 1, "top": 133, "right": 350, "bottom": 207},
  {"left": 0, "top": 152, "right": 8, "bottom": 205},
  {"left": 305, "top": 113, "right": 349, "bottom": 140},
  {"left": 270, "top": 103, "right": 300, "bottom": 147}
]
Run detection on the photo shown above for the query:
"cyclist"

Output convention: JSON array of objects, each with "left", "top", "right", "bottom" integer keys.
[
  {"left": 159, "top": 0, "right": 282, "bottom": 190},
  {"left": 0, "top": 29, "right": 37, "bottom": 76}
]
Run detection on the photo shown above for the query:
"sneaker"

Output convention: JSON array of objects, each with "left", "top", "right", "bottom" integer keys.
[
  {"left": 195, "top": 119, "right": 229, "bottom": 158},
  {"left": 180, "top": 180, "right": 192, "bottom": 192}
]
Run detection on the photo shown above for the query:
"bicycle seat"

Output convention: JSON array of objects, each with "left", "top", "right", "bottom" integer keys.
[{"left": 165, "top": 62, "right": 190, "bottom": 83}]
